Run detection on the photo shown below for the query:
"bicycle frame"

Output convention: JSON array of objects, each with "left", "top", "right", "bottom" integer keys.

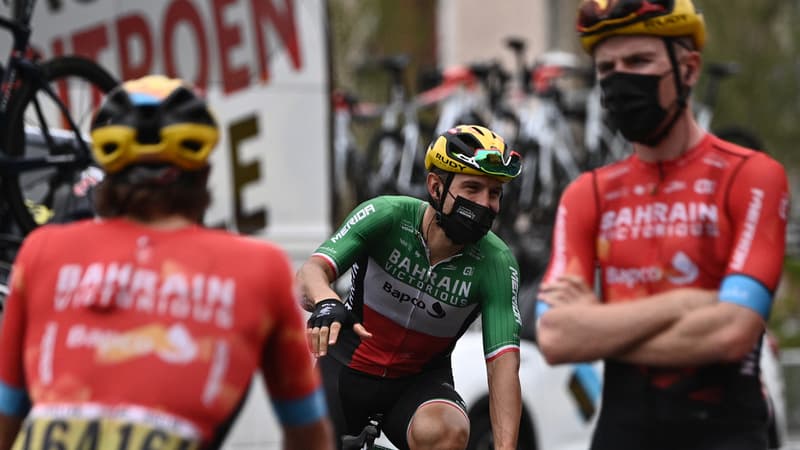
[
  {"left": 0, "top": 0, "right": 95, "bottom": 170},
  {"left": 368, "top": 55, "right": 430, "bottom": 198}
]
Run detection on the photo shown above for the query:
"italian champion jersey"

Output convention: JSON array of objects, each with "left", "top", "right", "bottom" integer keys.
[
  {"left": 0, "top": 219, "right": 323, "bottom": 447},
  {"left": 313, "top": 196, "right": 521, "bottom": 378},
  {"left": 543, "top": 133, "right": 789, "bottom": 420}
]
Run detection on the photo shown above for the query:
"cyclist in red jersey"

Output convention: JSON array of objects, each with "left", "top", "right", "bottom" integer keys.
[
  {"left": 0, "top": 75, "right": 334, "bottom": 450},
  {"left": 535, "top": 2, "right": 789, "bottom": 450}
]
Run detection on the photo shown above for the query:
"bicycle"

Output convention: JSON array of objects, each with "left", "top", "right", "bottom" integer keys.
[
  {"left": 340, "top": 414, "right": 395, "bottom": 450},
  {"left": 0, "top": 0, "right": 118, "bottom": 234},
  {"left": 357, "top": 54, "right": 437, "bottom": 201},
  {"left": 493, "top": 40, "right": 597, "bottom": 284},
  {"left": 331, "top": 89, "right": 384, "bottom": 216},
  {"left": 0, "top": 232, "right": 21, "bottom": 314}
]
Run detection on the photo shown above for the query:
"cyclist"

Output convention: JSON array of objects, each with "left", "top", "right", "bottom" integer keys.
[
  {"left": 535, "top": 1, "right": 789, "bottom": 449},
  {"left": 0, "top": 75, "right": 334, "bottom": 450},
  {"left": 299, "top": 125, "right": 523, "bottom": 450}
]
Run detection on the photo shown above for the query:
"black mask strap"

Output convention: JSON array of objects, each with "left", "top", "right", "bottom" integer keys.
[
  {"left": 433, "top": 172, "right": 456, "bottom": 213},
  {"left": 665, "top": 38, "right": 691, "bottom": 107},
  {"left": 640, "top": 38, "right": 691, "bottom": 146}
]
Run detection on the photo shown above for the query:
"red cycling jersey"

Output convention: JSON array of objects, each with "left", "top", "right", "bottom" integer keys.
[
  {"left": 542, "top": 133, "right": 788, "bottom": 421},
  {"left": 545, "top": 133, "right": 787, "bottom": 307},
  {"left": 0, "top": 219, "right": 324, "bottom": 448}
]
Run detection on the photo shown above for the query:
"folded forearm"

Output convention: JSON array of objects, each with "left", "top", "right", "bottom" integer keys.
[
  {"left": 615, "top": 303, "right": 762, "bottom": 366},
  {"left": 538, "top": 288, "right": 715, "bottom": 363}
]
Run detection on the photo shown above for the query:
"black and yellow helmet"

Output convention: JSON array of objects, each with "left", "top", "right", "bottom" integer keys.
[
  {"left": 90, "top": 75, "right": 219, "bottom": 174},
  {"left": 424, "top": 125, "right": 521, "bottom": 183},
  {"left": 577, "top": 0, "right": 706, "bottom": 53}
]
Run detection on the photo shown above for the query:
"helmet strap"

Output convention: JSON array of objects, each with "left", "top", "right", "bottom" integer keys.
[{"left": 433, "top": 172, "right": 455, "bottom": 216}]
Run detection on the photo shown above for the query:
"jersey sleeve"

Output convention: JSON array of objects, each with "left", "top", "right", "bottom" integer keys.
[
  {"left": 537, "top": 173, "right": 600, "bottom": 318},
  {"left": 480, "top": 246, "right": 522, "bottom": 361},
  {"left": 259, "top": 246, "right": 326, "bottom": 426},
  {"left": 311, "top": 196, "right": 396, "bottom": 276},
  {"left": 719, "top": 154, "right": 789, "bottom": 318}
]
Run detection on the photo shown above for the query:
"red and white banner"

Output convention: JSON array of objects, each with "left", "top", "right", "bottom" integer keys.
[{"left": 10, "top": 0, "right": 331, "bottom": 264}]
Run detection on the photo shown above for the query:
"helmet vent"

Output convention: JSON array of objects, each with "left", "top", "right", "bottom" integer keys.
[
  {"left": 101, "top": 142, "right": 119, "bottom": 155},
  {"left": 181, "top": 139, "right": 204, "bottom": 152}
]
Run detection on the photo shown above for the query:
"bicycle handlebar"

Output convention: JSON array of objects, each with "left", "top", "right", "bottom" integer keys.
[
  {"left": 341, "top": 424, "right": 380, "bottom": 450},
  {"left": 341, "top": 414, "right": 384, "bottom": 450}
]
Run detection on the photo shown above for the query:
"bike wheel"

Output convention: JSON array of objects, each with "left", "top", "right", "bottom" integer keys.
[
  {"left": 2, "top": 56, "right": 118, "bottom": 234},
  {"left": 361, "top": 126, "right": 431, "bottom": 201}
]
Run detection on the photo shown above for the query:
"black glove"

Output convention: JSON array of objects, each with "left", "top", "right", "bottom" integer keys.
[{"left": 307, "top": 299, "right": 354, "bottom": 329}]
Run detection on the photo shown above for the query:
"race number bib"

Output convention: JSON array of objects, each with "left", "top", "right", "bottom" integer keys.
[{"left": 13, "top": 417, "right": 201, "bottom": 450}]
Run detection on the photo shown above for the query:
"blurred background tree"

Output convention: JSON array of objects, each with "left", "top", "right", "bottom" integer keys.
[
  {"left": 328, "top": 0, "right": 436, "bottom": 103},
  {"left": 697, "top": 0, "right": 800, "bottom": 167}
]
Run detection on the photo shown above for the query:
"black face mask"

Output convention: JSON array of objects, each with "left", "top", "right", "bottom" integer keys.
[
  {"left": 435, "top": 195, "right": 496, "bottom": 245},
  {"left": 600, "top": 71, "right": 673, "bottom": 145}
]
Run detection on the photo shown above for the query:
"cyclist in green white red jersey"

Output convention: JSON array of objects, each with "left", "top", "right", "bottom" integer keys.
[
  {"left": 536, "top": 2, "right": 790, "bottom": 450},
  {"left": 0, "top": 76, "right": 334, "bottom": 450},
  {"left": 299, "top": 125, "right": 523, "bottom": 450}
]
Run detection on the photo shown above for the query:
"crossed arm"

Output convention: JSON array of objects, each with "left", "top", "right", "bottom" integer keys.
[{"left": 536, "top": 276, "right": 765, "bottom": 367}]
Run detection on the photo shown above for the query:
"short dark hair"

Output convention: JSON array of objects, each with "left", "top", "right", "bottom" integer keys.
[{"left": 94, "top": 165, "right": 210, "bottom": 223}]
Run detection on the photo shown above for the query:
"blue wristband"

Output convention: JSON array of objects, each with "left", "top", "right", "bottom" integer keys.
[
  {"left": 718, "top": 274, "right": 772, "bottom": 320},
  {"left": 0, "top": 380, "right": 30, "bottom": 416},
  {"left": 272, "top": 387, "right": 328, "bottom": 426}
]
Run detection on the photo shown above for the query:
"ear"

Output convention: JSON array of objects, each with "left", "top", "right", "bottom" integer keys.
[
  {"left": 683, "top": 52, "right": 702, "bottom": 86},
  {"left": 427, "top": 172, "right": 441, "bottom": 200}
]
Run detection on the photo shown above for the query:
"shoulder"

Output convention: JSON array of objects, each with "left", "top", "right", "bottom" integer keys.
[
  {"left": 703, "top": 135, "right": 786, "bottom": 180},
  {"left": 193, "top": 228, "right": 290, "bottom": 259},
  {"left": 471, "top": 232, "right": 517, "bottom": 267},
  {"left": 339, "top": 195, "right": 425, "bottom": 230},
  {"left": 706, "top": 134, "right": 780, "bottom": 167},
  {"left": 591, "top": 155, "right": 638, "bottom": 184},
  {"left": 358, "top": 195, "right": 425, "bottom": 214},
  {"left": 20, "top": 218, "right": 96, "bottom": 248}
]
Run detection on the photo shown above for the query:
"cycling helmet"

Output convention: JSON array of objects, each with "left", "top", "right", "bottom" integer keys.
[
  {"left": 90, "top": 75, "right": 219, "bottom": 174},
  {"left": 424, "top": 125, "right": 521, "bottom": 183},
  {"left": 577, "top": 0, "right": 706, "bottom": 53}
]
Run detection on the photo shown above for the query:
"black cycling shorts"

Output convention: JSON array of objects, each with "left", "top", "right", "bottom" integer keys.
[
  {"left": 590, "top": 416, "right": 769, "bottom": 450},
  {"left": 318, "top": 355, "right": 468, "bottom": 450}
]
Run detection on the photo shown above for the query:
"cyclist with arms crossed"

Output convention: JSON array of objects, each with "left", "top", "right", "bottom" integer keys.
[
  {"left": 299, "top": 125, "right": 523, "bottom": 450},
  {"left": 0, "top": 75, "right": 334, "bottom": 450},
  {"left": 536, "top": 2, "right": 790, "bottom": 450}
]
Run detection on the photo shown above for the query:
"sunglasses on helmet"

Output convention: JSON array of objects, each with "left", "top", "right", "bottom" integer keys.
[
  {"left": 577, "top": 0, "right": 672, "bottom": 34},
  {"left": 443, "top": 132, "right": 522, "bottom": 178}
]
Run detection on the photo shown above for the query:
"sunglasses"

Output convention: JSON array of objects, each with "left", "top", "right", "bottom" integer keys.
[
  {"left": 577, "top": 0, "right": 671, "bottom": 34},
  {"left": 443, "top": 132, "right": 522, "bottom": 178}
]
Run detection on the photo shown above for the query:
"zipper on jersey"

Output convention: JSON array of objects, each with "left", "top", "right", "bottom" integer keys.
[{"left": 652, "top": 162, "right": 665, "bottom": 195}]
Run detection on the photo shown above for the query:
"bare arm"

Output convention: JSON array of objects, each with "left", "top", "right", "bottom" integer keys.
[
  {"left": 486, "top": 352, "right": 521, "bottom": 450},
  {"left": 296, "top": 256, "right": 340, "bottom": 312},
  {"left": 537, "top": 280, "right": 716, "bottom": 364},
  {"left": 0, "top": 414, "right": 22, "bottom": 450},
  {"left": 283, "top": 418, "right": 335, "bottom": 450},
  {"left": 616, "top": 302, "right": 765, "bottom": 366}
]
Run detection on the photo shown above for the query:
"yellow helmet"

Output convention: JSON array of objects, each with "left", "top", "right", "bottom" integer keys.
[
  {"left": 90, "top": 75, "right": 219, "bottom": 174},
  {"left": 577, "top": 0, "right": 706, "bottom": 53},
  {"left": 424, "top": 125, "right": 521, "bottom": 183}
]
